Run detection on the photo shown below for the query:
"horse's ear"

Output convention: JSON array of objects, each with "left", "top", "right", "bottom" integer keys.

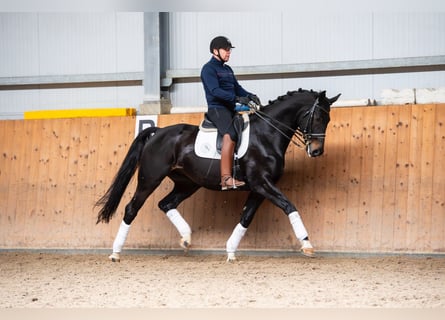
[
  {"left": 319, "top": 90, "right": 326, "bottom": 99},
  {"left": 329, "top": 93, "right": 341, "bottom": 104}
]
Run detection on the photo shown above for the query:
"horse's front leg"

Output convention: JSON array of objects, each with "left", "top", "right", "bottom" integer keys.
[
  {"left": 226, "top": 192, "right": 265, "bottom": 262},
  {"left": 252, "top": 179, "right": 315, "bottom": 257}
]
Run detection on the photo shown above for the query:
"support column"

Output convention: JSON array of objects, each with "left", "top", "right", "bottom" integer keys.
[{"left": 139, "top": 12, "right": 171, "bottom": 115}]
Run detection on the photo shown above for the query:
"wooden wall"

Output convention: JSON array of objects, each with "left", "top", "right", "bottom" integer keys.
[{"left": 0, "top": 104, "right": 444, "bottom": 254}]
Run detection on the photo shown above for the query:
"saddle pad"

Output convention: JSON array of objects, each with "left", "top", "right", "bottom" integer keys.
[{"left": 194, "top": 113, "right": 250, "bottom": 160}]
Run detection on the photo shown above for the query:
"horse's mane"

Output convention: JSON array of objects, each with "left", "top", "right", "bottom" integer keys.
[{"left": 264, "top": 88, "right": 318, "bottom": 109}]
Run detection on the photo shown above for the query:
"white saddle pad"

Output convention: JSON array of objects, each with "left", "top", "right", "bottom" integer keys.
[{"left": 194, "top": 113, "right": 250, "bottom": 160}]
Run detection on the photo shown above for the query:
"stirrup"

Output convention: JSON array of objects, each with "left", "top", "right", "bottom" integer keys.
[{"left": 221, "top": 175, "right": 245, "bottom": 191}]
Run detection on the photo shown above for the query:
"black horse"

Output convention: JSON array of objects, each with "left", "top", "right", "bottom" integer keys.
[{"left": 96, "top": 89, "right": 340, "bottom": 262}]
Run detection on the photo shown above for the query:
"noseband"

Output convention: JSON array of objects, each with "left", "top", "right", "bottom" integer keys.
[{"left": 252, "top": 97, "right": 329, "bottom": 149}]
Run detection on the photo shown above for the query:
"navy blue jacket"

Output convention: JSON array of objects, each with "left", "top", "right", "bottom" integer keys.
[{"left": 200, "top": 56, "right": 251, "bottom": 111}]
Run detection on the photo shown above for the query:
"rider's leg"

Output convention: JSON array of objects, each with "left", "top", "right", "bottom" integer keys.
[{"left": 220, "top": 134, "right": 245, "bottom": 190}]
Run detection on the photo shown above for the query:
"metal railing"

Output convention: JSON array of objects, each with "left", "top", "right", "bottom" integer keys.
[
  {"left": 162, "top": 55, "right": 445, "bottom": 87},
  {"left": 1, "top": 56, "right": 444, "bottom": 89}
]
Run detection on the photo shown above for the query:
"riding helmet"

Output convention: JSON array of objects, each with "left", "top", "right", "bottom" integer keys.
[{"left": 210, "top": 36, "right": 235, "bottom": 53}]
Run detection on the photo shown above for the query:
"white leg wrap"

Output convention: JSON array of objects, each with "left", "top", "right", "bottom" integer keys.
[
  {"left": 166, "top": 209, "right": 191, "bottom": 238},
  {"left": 226, "top": 223, "right": 247, "bottom": 253},
  {"left": 288, "top": 211, "right": 308, "bottom": 241},
  {"left": 112, "top": 221, "right": 131, "bottom": 253}
]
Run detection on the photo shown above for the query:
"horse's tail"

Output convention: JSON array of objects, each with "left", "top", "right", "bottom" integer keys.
[{"left": 95, "top": 126, "right": 158, "bottom": 224}]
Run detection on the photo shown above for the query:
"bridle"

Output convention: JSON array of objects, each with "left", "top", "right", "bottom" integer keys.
[
  {"left": 250, "top": 97, "right": 329, "bottom": 149},
  {"left": 299, "top": 98, "right": 330, "bottom": 141}
]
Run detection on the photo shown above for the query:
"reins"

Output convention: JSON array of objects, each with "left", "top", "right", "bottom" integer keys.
[
  {"left": 249, "top": 97, "right": 327, "bottom": 149},
  {"left": 250, "top": 108, "right": 307, "bottom": 149}
]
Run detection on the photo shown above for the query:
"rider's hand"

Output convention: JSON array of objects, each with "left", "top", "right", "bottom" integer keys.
[
  {"left": 248, "top": 94, "right": 261, "bottom": 106},
  {"left": 236, "top": 96, "right": 251, "bottom": 105}
]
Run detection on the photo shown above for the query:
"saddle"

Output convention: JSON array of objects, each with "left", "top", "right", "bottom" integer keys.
[
  {"left": 195, "top": 113, "right": 250, "bottom": 159},
  {"left": 200, "top": 113, "right": 246, "bottom": 153}
]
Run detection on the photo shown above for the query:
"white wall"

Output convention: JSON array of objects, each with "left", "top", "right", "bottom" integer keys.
[
  {"left": 167, "top": 12, "right": 445, "bottom": 108},
  {"left": 0, "top": 12, "right": 144, "bottom": 118},
  {"left": 1, "top": 12, "right": 444, "bottom": 118}
]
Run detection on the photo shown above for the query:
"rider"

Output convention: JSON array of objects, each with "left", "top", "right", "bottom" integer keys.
[{"left": 200, "top": 36, "right": 261, "bottom": 190}]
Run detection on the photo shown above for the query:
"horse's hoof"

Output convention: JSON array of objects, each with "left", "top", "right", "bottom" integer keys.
[
  {"left": 108, "top": 253, "right": 121, "bottom": 262},
  {"left": 180, "top": 235, "right": 191, "bottom": 251},
  {"left": 300, "top": 240, "right": 316, "bottom": 258},
  {"left": 301, "top": 247, "right": 316, "bottom": 257},
  {"left": 226, "top": 252, "right": 236, "bottom": 262}
]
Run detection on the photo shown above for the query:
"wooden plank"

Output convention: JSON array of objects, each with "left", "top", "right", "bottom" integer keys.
[
  {"left": 431, "top": 104, "right": 445, "bottom": 252},
  {"left": 418, "top": 105, "right": 435, "bottom": 251},
  {"left": 369, "top": 106, "right": 388, "bottom": 251},
  {"left": 0, "top": 121, "right": 9, "bottom": 243},
  {"left": 344, "top": 107, "right": 363, "bottom": 250},
  {"left": 406, "top": 105, "right": 423, "bottom": 250},
  {"left": 71, "top": 117, "right": 95, "bottom": 246},
  {"left": 9, "top": 121, "right": 28, "bottom": 247},
  {"left": 15, "top": 120, "right": 31, "bottom": 247},
  {"left": 79, "top": 117, "right": 101, "bottom": 245},
  {"left": 26, "top": 119, "right": 52, "bottom": 246},
  {"left": 51, "top": 118, "right": 73, "bottom": 245},
  {"left": 381, "top": 106, "right": 403, "bottom": 251},
  {"left": 392, "top": 105, "right": 412, "bottom": 251},
  {"left": 356, "top": 106, "right": 376, "bottom": 251},
  {"left": 60, "top": 118, "right": 80, "bottom": 245},
  {"left": 329, "top": 107, "right": 352, "bottom": 251},
  {"left": 24, "top": 108, "right": 136, "bottom": 120},
  {"left": 20, "top": 120, "right": 42, "bottom": 246},
  {"left": 0, "top": 120, "right": 17, "bottom": 246}
]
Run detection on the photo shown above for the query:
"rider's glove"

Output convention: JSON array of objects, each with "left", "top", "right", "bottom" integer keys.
[
  {"left": 236, "top": 96, "right": 251, "bottom": 105},
  {"left": 248, "top": 94, "right": 261, "bottom": 106}
]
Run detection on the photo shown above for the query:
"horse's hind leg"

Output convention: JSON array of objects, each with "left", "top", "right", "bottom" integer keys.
[
  {"left": 109, "top": 180, "right": 163, "bottom": 262},
  {"left": 158, "top": 178, "right": 200, "bottom": 251},
  {"left": 226, "top": 192, "right": 265, "bottom": 262}
]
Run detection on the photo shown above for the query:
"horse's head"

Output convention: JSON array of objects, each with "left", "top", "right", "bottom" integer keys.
[
  {"left": 256, "top": 89, "right": 340, "bottom": 157},
  {"left": 298, "top": 90, "right": 341, "bottom": 157}
]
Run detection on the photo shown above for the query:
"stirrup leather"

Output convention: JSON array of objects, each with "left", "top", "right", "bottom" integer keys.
[{"left": 221, "top": 175, "right": 245, "bottom": 191}]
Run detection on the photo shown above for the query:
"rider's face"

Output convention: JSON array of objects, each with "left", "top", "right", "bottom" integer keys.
[{"left": 213, "top": 48, "right": 231, "bottom": 62}]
